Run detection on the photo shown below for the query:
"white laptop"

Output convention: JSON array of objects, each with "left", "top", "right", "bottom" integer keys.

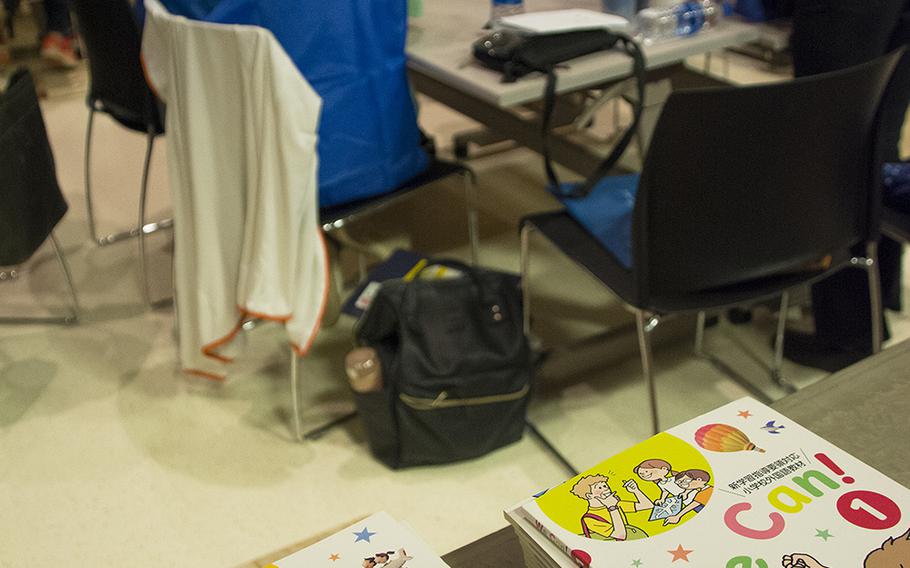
[{"left": 497, "top": 9, "right": 631, "bottom": 34}]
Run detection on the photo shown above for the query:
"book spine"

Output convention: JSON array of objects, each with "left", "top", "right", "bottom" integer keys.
[{"left": 516, "top": 507, "right": 588, "bottom": 568}]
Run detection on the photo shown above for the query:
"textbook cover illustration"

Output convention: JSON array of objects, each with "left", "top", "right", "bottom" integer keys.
[
  {"left": 268, "top": 511, "right": 450, "bottom": 568},
  {"left": 510, "top": 397, "right": 910, "bottom": 568}
]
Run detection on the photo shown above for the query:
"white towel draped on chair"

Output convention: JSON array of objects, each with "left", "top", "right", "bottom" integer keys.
[{"left": 142, "top": 0, "right": 329, "bottom": 380}]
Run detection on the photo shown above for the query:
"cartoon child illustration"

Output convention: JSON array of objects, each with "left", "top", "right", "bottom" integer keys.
[
  {"left": 633, "top": 459, "right": 685, "bottom": 505},
  {"left": 363, "top": 558, "right": 377, "bottom": 568},
  {"left": 664, "top": 469, "right": 713, "bottom": 525},
  {"left": 375, "top": 548, "right": 412, "bottom": 568},
  {"left": 782, "top": 527, "right": 910, "bottom": 568},
  {"left": 570, "top": 474, "right": 650, "bottom": 541}
]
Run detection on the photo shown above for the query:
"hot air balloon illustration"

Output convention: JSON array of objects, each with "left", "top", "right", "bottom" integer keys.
[{"left": 695, "top": 423, "right": 765, "bottom": 453}]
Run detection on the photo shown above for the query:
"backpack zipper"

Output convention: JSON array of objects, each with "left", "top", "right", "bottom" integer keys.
[{"left": 399, "top": 384, "right": 530, "bottom": 410}]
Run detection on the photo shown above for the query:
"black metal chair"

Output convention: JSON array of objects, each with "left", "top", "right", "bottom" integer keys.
[
  {"left": 520, "top": 52, "right": 902, "bottom": 435},
  {"left": 71, "top": 0, "right": 170, "bottom": 306},
  {"left": 1, "top": 68, "right": 80, "bottom": 324},
  {"left": 319, "top": 158, "right": 480, "bottom": 271}
]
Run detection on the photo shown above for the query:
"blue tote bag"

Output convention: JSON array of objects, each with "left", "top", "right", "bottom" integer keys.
[{"left": 141, "top": 0, "right": 428, "bottom": 207}]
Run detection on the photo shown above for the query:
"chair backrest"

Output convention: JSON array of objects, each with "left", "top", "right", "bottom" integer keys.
[
  {"left": 632, "top": 51, "right": 901, "bottom": 310},
  {"left": 0, "top": 69, "right": 68, "bottom": 265},
  {"left": 71, "top": 0, "right": 162, "bottom": 131}
]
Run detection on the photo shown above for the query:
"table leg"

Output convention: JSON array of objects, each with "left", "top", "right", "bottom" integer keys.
[
  {"left": 410, "top": 62, "right": 717, "bottom": 176},
  {"left": 410, "top": 69, "right": 605, "bottom": 177}
]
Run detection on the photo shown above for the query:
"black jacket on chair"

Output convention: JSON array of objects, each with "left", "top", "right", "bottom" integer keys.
[{"left": 0, "top": 69, "right": 68, "bottom": 266}]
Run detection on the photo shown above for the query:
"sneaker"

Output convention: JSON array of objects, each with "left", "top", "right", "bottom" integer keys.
[{"left": 40, "top": 32, "right": 79, "bottom": 69}]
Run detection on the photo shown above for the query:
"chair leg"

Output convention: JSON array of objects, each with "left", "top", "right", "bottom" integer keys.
[
  {"left": 290, "top": 345, "right": 303, "bottom": 442},
  {"left": 463, "top": 169, "right": 480, "bottom": 266},
  {"left": 866, "top": 241, "right": 884, "bottom": 354},
  {"left": 357, "top": 251, "right": 368, "bottom": 283},
  {"left": 138, "top": 127, "right": 156, "bottom": 307},
  {"left": 520, "top": 222, "right": 533, "bottom": 337},
  {"left": 770, "top": 291, "right": 796, "bottom": 391},
  {"left": 694, "top": 311, "right": 706, "bottom": 356},
  {"left": 84, "top": 104, "right": 100, "bottom": 243},
  {"left": 84, "top": 108, "right": 174, "bottom": 251},
  {"left": 0, "top": 233, "right": 80, "bottom": 325},
  {"left": 612, "top": 97, "right": 622, "bottom": 134},
  {"left": 635, "top": 310, "right": 660, "bottom": 435},
  {"left": 51, "top": 231, "right": 81, "bottom": 323}
]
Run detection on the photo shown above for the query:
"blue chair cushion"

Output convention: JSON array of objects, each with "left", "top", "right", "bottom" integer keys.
[{"left": 557, "top": 173, "right": 639, "bottom": 268}]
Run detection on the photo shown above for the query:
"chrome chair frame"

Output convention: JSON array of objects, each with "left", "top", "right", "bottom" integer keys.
[
  {"left": 0, "top": 232, "right": 81, "bottom": 325},
  {"left": 83, "top": 102, "right": 173, "bottom": 307},
  {"left": 319, "top": 166, "right": 480, "bottom": 270},
  {"left": 520, "top": 224, "right": 883, "bottom": 435}
]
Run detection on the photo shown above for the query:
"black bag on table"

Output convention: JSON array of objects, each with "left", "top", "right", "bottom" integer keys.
[{"left": 354, "top": 259, "right": 532, "bottom": 469}]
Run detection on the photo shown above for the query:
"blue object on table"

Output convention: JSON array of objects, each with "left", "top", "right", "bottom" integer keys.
[
  {"left": 556, "top": 174, "right": 640, "bottom": 268},
  {"left": 136, "top": 0, "right": 428, "bottom": 208},
  {"left": 883, "top": 162, "right": 910, "bottom": 214},
  {"left": 490, "top": 0, "right": 524, "bottom": 21}
]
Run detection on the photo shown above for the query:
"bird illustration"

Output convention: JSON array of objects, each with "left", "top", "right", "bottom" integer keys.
[{"left": 761, "top": 420, "right": 785, "bottom": 434}]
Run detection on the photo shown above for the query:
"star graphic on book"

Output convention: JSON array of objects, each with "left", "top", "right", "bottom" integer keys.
[
  {"left": 631, "top": 560, "right": 643, "bottom": 567},
  {"left": 737, "top": 410, "right": 753, "bottom": 419},
  {"left": 815, "top": 529, "right": 833, "bottom": 541},
  {"left": 329, "top": 553, "right": 340, "bottom": 561},
  {"left": 353, "top": 527, "right": 377, "bottom": 543},
  {"left": 668, "top": 544, "right": 693, "bottom": 562}
]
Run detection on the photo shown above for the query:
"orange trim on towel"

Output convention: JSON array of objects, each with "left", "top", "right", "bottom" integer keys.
[
  {"left": 291, "top": 230, "right": 332, "bottom": 358},
  {"left": 195, "top": 230, "right": 333, "bottom": 372},
  {"left": 184, "top": 368, "right": 227, "bottom": 382},
  {"left": 236, "top": 306, "right": 293, "bottom": 323},
  {"left": 201, "top": 318, "right": 244, "bottom": 364}
]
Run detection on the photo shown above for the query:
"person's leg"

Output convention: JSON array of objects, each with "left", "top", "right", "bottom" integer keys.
[
  {"left": 40, "top": 0, "right": 77, "bottom": 68},
  {"left": 785, "top": 0, "right": 908, "bottom": 369},
  {"left": 43, "top": 0, "right": 72, "bottom": 36},
  {"left": 0, "top": 0, "right": 21, "bottom": 65},
  {"left": 791, "top": 0, "right": 903, "bottom": 76},
  {"left": 3, "top": 0, "right": 20, "bottom": 33},
  {"left": 881, "top": 9, "right": 910, "bottom": 313},
  {"left": 880, "top": 236, "right": 903, "bottom": 312}
]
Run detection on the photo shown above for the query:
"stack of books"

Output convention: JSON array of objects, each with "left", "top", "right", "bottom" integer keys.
[
  {"left": 267, "top": 511, "right": 449, "bottom": 568},
  {"left": 506, "top": 397, "right": 910, "bottom": 567}
]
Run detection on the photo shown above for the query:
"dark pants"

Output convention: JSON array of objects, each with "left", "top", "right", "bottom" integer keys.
[
  {"left": 44, "top": 0, "right": 72, "bottom": 35},
  {"left": 791, "top": 0, "right": 910, "bottom": 351}
]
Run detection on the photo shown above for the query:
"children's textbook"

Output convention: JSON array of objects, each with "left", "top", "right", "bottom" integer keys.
[
  {"left": 506, "top": 397, "right": 910, "bottom": 568},
  {"left": 267, "top": 512, "right": 450, "bottom": 568}
]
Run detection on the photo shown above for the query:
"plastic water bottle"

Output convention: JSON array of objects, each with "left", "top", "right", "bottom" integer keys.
[
  {"left": 345, "top": 347, "right": 383, "bottom": 393},
  {"left": 635, "top": 0, "right": 722, "bottom": 44},
  {"left": 490, "top": 0, "right": 525, "bottom": 24}
]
